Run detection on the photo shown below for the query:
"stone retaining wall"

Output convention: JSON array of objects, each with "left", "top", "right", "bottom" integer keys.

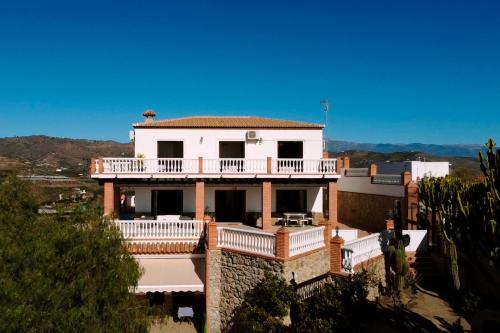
[
  {"left": 283, "top": 248, "right": 330, "bottom": 284},
  {"left": 219, "top": 250, "right": 283, "bottom": 330}
]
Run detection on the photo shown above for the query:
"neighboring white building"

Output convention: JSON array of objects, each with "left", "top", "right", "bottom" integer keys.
[{"left": 377, "top": 161, "right": 449, "bottom": 182}]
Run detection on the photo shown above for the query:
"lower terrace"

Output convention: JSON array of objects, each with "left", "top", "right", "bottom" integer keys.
[{"left": 116, "top": 218, "right": 427, "bottom": 270}]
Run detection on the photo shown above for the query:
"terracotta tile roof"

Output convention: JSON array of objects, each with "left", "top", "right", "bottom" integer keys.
[{"left": 133, "top": 116, "right": 324, "bottom": 129}]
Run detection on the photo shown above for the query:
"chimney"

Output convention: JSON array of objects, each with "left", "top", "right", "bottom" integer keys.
[{"left": 142, "top": 109, "right": 156, "bottom": 123}]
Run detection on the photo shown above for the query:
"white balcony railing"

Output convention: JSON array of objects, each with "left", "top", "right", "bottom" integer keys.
[
  {"left": 92, "top": 157, "right": 338, "bottom": 176},
  {"left": 217, "top": 227, "right": 276, "bottom": 257},
  {"left": 203, "top": 158, "right": 267, "bottom": 174},
  {"left": 289, "top": 227, "right": 325, "bottom": 257},
  {"left": 116, "top": 220, "right": 205, "bottom": 240},
  {"left": 100, "top": 158, "right": 199, "bottom": 174},
  {"left": 272, "top": 159, "right": 337, "bottom": 174}
]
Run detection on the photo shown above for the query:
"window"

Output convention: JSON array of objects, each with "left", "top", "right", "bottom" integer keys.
[{"left": 276, "top": 190, "right": 307, "bottom": 213}]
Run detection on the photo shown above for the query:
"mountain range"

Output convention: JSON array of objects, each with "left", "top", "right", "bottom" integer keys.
[
  {"left": 0, "top": 135, "right": 485, "bottom": 179},
  {"left": 328, "top": 140, "right": 484, "bottom": 158}
]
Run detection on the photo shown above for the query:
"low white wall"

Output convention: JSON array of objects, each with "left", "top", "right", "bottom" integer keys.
[
  {"left": 403, "top": 230, "right": 428, "bottom": 253},
  {"left": 336, "top": 229, "right": 358, "bottom": 242}
]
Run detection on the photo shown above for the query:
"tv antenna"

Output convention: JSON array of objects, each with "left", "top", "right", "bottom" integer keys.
[{"left": 320, "top": 99, "right": 329, "bottom": 150}]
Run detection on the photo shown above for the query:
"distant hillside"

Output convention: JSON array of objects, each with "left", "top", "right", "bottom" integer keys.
[
  {"left": 328, "top": 140, "right": 484, "bottom": 158},
  {"left": 0, "top": 135, "right": 133, "bottom": 175}
]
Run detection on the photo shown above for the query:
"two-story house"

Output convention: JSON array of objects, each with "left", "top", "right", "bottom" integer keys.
[
  {"left": 92, "top": 110, "right": 340, "bottom": 226},
  {"left": 90, "top": 110, "right": 345, "bottom": 331}
]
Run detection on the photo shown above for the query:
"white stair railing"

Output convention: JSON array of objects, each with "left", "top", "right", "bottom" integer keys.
[
  {"left": 289, "top": 227, "right": 325, "bottom": 257},
  {"left": 342, "top": 233, "right": 382, "bottom": 269},
  {"left": 217, "top": 227, "right": 276, "bottom": 257}
]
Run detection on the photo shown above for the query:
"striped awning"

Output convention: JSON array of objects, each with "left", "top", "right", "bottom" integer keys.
[{"left": 134, "top": 256, "right": 205, "bottom": 293}]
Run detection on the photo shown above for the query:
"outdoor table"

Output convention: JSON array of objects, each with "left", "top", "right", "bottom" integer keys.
[
  {"left": 178, "top": 306, "right": 194, "bottom": 321},
  {"left": 283, "top": 212, "right": 307, "bottom": 226}
]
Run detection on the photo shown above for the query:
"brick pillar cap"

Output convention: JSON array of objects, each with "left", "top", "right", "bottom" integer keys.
[
  {"left": 330, "top": 235, "right": 344, "bottom": 244},
  {"left": 276, "top": 226, "right": 290, "bottom": 234},
  {"left": 407, "top": 181, "right": 417, "bottom": 188}
]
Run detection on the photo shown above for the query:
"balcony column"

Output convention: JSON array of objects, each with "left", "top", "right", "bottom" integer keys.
[
  {"left": 328, "top": 181, "right": 338, "bottom": 228},
  {"left": 104, "top": 181, "right": 116, "bottom": 217},
  {"left": 195, "top": 181, "right": 205, "bottom": 220},
  {"left": 262, "top": 181, "right": 272, "bottom": 230}
]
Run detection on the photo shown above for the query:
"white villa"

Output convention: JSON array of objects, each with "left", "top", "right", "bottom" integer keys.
[{"left": 90, "top": 110, "right": 426, "bottom": 332}]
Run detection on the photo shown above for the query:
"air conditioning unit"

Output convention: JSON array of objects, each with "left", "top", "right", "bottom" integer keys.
[{"left": 246, "top": 130, "right": 259, "bottom": 141}]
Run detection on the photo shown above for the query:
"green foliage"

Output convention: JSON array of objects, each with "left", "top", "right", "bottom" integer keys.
[
  {"left": 0, "top": 174, "right": 149, "bottom": 332},
  {"left": 418, "top": 138, "right": 500, "bottom": 272},
  {"left": 230, "top": 272, "right": 295, "bottom": 333},
  {"left": 293, "top": 271, "right": 371, "bottom": 333},
  {"left": 386, "top": 200, "right": 410, "bottom": 297}
]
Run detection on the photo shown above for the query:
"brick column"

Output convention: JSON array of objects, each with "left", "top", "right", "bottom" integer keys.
[
  {"left": 319, "top": 220, "right": 332, "bottom": 252},
  {"left": 262, "top": 181, "right": 272, "bottom": 230},
  {"left": 369, "top": 163, "right": 377, "bottom": 176},
  {"left": 198, "top": 157, "right": 203, "bottom": 174},
  {"left": 266, "top": 157, "right": 272, "bottom": 174},
  {"left": 330, "top": 235, "right": 345, "bottom": 274},
  {"left": 328, "top": 181, "right": 338, "bottom": 228},
  {"left": 205, "top": 220, "right": 221, "bottom": 333},
  {"left": 343, "top": 157, "right": 350, "bottom": 170},
  {"left": 401, "top": 171, "right": 412, "bottom": 186},
  {"left": 275, "top": 227, "right": 290, "bottom": 260},
  {"left": 103, "top": 181, "right": 115, "bottom": 216},
  {"left": 90, "top": 158, "right": 96, "bottom": 175},
  {"left": 207, "top": 220, "right": 218, "bottom": 249},
  {"left": 406, "top": 181, "right": 418, "bottom": 229},
  {"left": 98, "top": 158, "right": 104, "bottom": 173},
  {"left": 195, "top": 181, "right": 205, "bottom": 220}
]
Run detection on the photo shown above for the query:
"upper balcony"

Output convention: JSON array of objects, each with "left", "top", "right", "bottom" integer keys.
[{"left": 90, "top": 157, "right": 339, "bottom": 179}]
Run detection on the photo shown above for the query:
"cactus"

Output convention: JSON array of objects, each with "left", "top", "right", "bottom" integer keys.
[
  {"left": 417, "top": 138, "right": 500, "bottom": 285},
  {"left": 386, "top": 200, "right": 411, "bottom": 298}
]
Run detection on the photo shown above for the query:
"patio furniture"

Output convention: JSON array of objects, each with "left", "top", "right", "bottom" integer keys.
[
  {"left": 177, "top": 306, "right": 194, "bottom": 321},
  {"left": 283, "top": 213, "right": 307, "bottom": 227}
]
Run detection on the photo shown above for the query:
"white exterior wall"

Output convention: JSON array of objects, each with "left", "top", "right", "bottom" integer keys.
[
  {"left": 131, "top": 185, "right": 323, "bottom": 214},
  {"left": 377, "top": 161, "right": 450, "bottom": 182},
  {"left": 410, "top": 161, "right": 449, "bottom": 181},
  {"left": 133, "top": 128, "right": 323, "bottom": 159},
  {"left": 337, "top": 176, "right": 405, "bottom": 197}
]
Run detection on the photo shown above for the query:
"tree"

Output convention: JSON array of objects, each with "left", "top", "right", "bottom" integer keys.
[
  {"left": 230, "top": 271, "right": 295, "bottom": 333},
  {"left": 292, "top": 271, "right": 371, "bottom": 333},
  {"left": 0, "top": 174, "right": 149, "bottom": 332}
]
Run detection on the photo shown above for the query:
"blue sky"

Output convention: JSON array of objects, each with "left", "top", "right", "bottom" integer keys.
[{"left": 0, "top": 0, "right": 498, "bottom": 144}]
